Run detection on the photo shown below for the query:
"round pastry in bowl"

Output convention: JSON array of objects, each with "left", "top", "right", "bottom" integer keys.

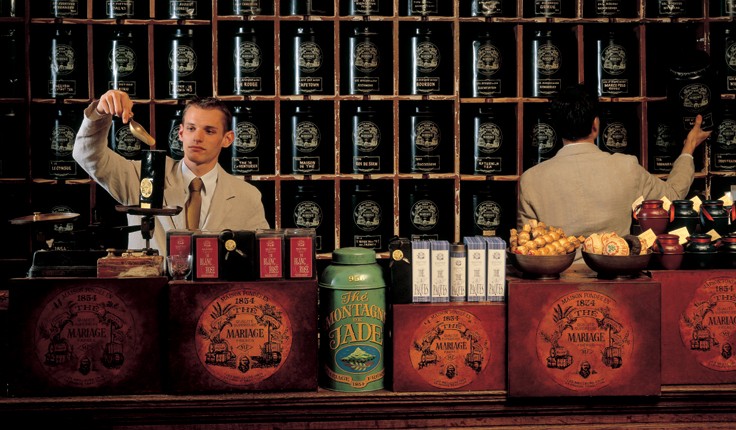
[
  {"left": 507, "top": 249, "right": 576, "bottom": 279},
  {"left": 582, "top": 250, "right": 652, "bottom": 279}
]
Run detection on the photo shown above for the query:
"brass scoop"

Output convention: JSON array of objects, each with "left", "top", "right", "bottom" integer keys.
[{"left": 129, "top": 119, "right": 156, "bottom": 147}]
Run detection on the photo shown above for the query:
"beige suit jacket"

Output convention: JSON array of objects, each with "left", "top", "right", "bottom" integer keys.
[
  {"left": 517, "top": 142, "right": 696, "bottom": 240},
  {"left": 73, "top": 103, "right": 270, "bottom": 253}
]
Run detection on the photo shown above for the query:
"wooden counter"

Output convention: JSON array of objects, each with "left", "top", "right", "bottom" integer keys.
[
  {"left": 3, "top": 270, "right": 736, "bottom": 428},
  {"left": 2, "top": 386, "right": 736, "bottom": 429}
]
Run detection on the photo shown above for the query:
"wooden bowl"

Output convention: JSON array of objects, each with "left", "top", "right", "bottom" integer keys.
[
  {"left": 507, "top": 250, "right": 575, "bottom": 279},
  {"left": 582, "top": 251, "right": 652, "bottom": 279}
]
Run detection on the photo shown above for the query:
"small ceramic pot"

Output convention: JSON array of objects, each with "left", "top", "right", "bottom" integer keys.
[
  {"left": 651, "top": 234, "right": 684, "bottom": 270},
  {"left": 636, "top": 199, "right": 669, "bottom": 235},
  {"left": 717, "top": 234, "right": 736, "bottom": 269},
  {"left": 683, "top": 234, "right": 716, "bottom": 270},
  {"left": 669, "top": 199, "right": 699, "bottom": 234},
  {"left": 700, "top": 200, "right": 729, "bottom": 236}
]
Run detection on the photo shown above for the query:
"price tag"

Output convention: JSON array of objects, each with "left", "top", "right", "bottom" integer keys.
[
  {"left": 660, "top": 196, "right": 672, "bottom": 212},
  {"left": 631, "top": 195, "right": 644, "bottom": 214},
  {"left": 707, "top": 229, "right": 722, "bottom": 241},
  {"left": 668, "top": 227, "right": 690, "bottom": 245},
  {"left": 690, "top": 195, "right": 703, "bottom": 213},
  {"left": 638, "top": 229, "right": 657, "bottom": 250},
  {"left": 719, "top": 192, "right": 733, "bottom": 208}
]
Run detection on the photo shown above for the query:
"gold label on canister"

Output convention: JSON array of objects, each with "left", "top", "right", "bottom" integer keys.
[
  {"left": 140, "top": 178, "right": 153, "bottom": 198},
  {"left": 35, "top": 286, "right": 135, "bottom": 387},
  {"left": 536, "top": 290, "right": 633, "bottom": 392},
  {"left": 409, "top": 309, "right": 490, "bottom": 389},
  {"left": 195, "top": 288, "right": 292, "bottom": 385},
  {"left": 679, "top": 276, "right": 736, "bottom": 372},
  {"left": 225, "top": 239, "right": 237, "bottom": 251}
]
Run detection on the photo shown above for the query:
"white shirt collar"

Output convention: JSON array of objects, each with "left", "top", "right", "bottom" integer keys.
[{"left": 181, "top": 163, "right": 218, "bottom": 196}]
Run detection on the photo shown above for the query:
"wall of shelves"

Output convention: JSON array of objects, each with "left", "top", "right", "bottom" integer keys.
[{"left": 1, "top": 0, "right": 735, "bottom": 270}]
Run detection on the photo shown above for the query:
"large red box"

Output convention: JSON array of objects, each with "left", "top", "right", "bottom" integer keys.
[
  {"left": 167, "top": 280, "right": 318, "bottom": 393},
  {"left": 6, "top": 277, "right": 168, "bottom": 397},
  {"left": 391, "top": 303, "right": 506, "bottom": 392},
  {"left": 507, "top": 277, "right": 661, "bottom": 397},
  {"left": 653, "top": 269, "right": 736, "bottom": 385}
]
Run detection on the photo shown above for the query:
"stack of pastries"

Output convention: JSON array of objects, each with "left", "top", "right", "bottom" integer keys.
[{"left": 509, "top": 220, "right": 584, "bottom": 256}]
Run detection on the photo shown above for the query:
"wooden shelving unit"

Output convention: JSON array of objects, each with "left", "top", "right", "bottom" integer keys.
[{"left": 0, "top": 0, "right": 734, "bottom": 274}]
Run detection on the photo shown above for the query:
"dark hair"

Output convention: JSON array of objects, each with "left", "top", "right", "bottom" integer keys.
[
  {"left": 550, "top": 84, "right": 600, "bottom": 141},
  {"left": 182, "top": 96, "right": 233, "bottom": 132}
]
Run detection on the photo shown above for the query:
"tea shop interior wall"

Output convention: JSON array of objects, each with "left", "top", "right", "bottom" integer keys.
[{"left": 0, "top": 0, "right": 734, "bottom": 270}]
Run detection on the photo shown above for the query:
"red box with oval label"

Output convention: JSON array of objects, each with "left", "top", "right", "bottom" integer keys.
[
  {"left": 507, "top": 277, "right": 661, "bottom": 397},
  {"left": 167, "top": 280, "right": 318, "bottom": 393},
  {"left": 6, "top": 277, "right": 168, "bottom": 397},
  {"left": 391, "top": 303, "right": 506, "bottom": 392},
  {"left": 653, "top": 269, "right": 736, "bottom": 385}
]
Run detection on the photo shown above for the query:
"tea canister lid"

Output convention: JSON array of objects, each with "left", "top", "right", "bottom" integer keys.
[
  {"left": 320, "top": 247, "right": 385, "bottom": 290},
  {"left": 331, "top": 247, "right": 376, "bottom": 265}
]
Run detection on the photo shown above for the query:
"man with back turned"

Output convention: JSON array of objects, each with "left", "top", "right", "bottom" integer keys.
[
  {"left": 73, "top": 89, "right": 269, "bottom": 253},
  {"left": 517, "top": 83, "right": 712, "bottom": 243}
]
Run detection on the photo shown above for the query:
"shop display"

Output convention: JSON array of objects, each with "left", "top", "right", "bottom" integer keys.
[
  {"left": 342, "top": 181, "right": 392, "bottom": 251},
  {"left": 228, "top": 0, "right": 266, "bottom": 15},
  {"left": 343, "top": 0, "right": 389, "bottom": 15},
  {"left": 683, "top": 233, "right": 717, "bottom": 270},
  {"left": 408, "top": 25, "right": 444, "bottom": 95},
  {"left": 526, "top": 27, "right": 575, "bottom": 97},
  {"left": 634, "top": 199, "right": 669, "bottom": 236},
  {"left": 344, "top": 103, "right": 392, "bottom": 174},
  {"left": 647, "top": 103, "right": 679, "bottom": 173},
  {"left": 652, "top": 233, "right": 685, "bottom": 270},
  {"left": 468, "top": 0, "right": 511, "bottom": 17},
  {"left": 230, "top": 26, "right": 265, "bottom": 95},
  {"left": 509, "top": 221, "right": 583, "bottom": 256},
  {"left": 163, "top": 108, "right": 184, "bottom": 160},
  {"left": 462, "top": 105, "right": 517, "bottom": 176},
  {"left": 290, "top": 25, "right": 329, "bottom": 95},
  {"left": 221, "top": 105, "right": 272, "bottom": 175},
  {"left": 468, "top": 30, "right": 511, "bottom": 98},
  {"left": 596, "top": 105, "right": 640, "bottom": 158},
  {"left": 4, "top": 5, "right": 736, "bottom": 427},
  {"left": 49, "top": 0, "right": 84, "bottom": 18},
  {"left": 284, "top": 103, "right": 333, "bottom": 175},
  {"left": 721, "top": 26, "right": 736, "bottom": 94},
  {"left": 346, "top": 26, "right": 384, "bottom": 95},
  {"left": 0, "top": 26, "right": 21, "bottom": 97},
  {"left": 713, "top": 102, "right": 736, "bottom": 171},
  {"left": 47, "top": 105, "right": 83, "bottom": 180},
  {"left": 319, "top": 247, "right": 386, "bottom": 392},
  {"left": 667, "top": 49, "right": 717, "bottom": 140},
  {"left": 699, "top": 200, "right": 730, "bottom": 236},
  {"left": 668, "top": 199, "right": 700, "bottom": 234},
  {"left": 47, "top": 26, "right": 82, "bottom": 99},
  {"left": 593, "top": 29, "right": 637, "bottom": 97},
  {"left": 164, "top": 27, "right": 202, "bottom": 99}
]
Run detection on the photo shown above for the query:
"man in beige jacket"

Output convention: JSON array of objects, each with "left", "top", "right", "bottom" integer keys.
[
  {"left": 517, "top": 84, "right": 712, "bottom": 243},
  {"left": 73, "top": 90, "right": 269, "bottom": 253}
]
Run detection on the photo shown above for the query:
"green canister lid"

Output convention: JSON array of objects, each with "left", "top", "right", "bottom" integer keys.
[
  {"left": 319, "top": 247, "right": 385, "bottom": 290},
  {"left": 332, "top": 247, "right": 376, "bottom": 265}
]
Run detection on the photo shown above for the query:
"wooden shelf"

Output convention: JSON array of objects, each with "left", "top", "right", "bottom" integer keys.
[
  {"left": 1, "top": 0, "right": 735, "bottom": 268},
  {"left": 2, "top": 386, "right": 736, "bottom": 428}
]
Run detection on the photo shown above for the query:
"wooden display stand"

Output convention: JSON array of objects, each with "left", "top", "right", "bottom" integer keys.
[
  {"left": 166, "top": 280, "right": 318, "bottom": 393},
  {"left": 5, "top": 277, "right": 168, "bottom": 397},
  {"left": 392, "top": 302, "right": 506, "bottom": 392},
  {"left": 507, "top": 275, "right": 661, "bottom": 397},
  {"left": 654, "top": 269, "right": 736, "bottom": 385}
]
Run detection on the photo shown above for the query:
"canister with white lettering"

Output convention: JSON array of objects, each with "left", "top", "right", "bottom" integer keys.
[{"left": 319, "top": 247, "right": 386, "bottom": 392}]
